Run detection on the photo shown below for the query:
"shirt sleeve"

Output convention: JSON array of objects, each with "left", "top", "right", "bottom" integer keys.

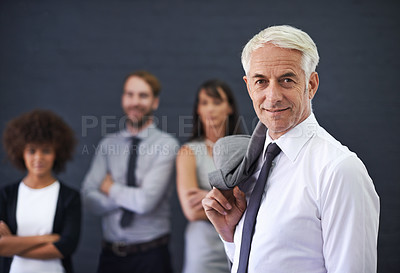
[
  {"left": 81, "top": 139, "right": 119, "bottom": 215},
  {"left": 0, "top": 183, "right": 18, "bottom": 234},
  {"left": 53, "top": 189, "right": 81, "bottom": 257},
  {"left": 0, "top": 187, "right": 8, "bottom": 223},
  {"left": 108, "top": 138, "right": 179, "bottom": 214},
  {"left": 220, "top": 235, "right": 236, "bottom": 263},
  {"left": 320, "top": 154, "right": 380, "bottom": 273}
]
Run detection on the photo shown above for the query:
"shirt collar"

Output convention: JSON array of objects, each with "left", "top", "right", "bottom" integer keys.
[
  {"left": 264, "top": 113, "right": 319, "bottom": 163},
  {"left": 119, "top": 122, "right": 157, "bottom": 140}
]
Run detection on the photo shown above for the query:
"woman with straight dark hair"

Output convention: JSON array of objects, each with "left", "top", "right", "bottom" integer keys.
[{"left": 176, "top": 79, "right": 242, "bottom": 273}]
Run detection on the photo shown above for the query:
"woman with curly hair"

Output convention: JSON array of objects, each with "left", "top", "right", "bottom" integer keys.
[{"left": 0, "top": 109, "right": 81, "bottom": 273}]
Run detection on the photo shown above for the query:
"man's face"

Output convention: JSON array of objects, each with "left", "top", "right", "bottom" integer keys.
[
  {"left": 244, "top": 43, "right": 319, "bottom": 139},
  {"left": 121, "top": 76, "right": 159, "bottom": 129}
]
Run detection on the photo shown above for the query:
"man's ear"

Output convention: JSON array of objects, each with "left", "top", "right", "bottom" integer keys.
[
  {"left": 152, "top": 97, "right": 160, "bottom": 111},
  {"left": 243, "top": 75, "right": 252, "bottom": 99},
  {"left": 308, "top": 72, "right": 319, "bottom": 100}
]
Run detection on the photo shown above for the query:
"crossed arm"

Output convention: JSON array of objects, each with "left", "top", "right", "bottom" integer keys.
[
  {"left": 176, "top": 145, "right": 212, "bottom": 222},
  {"left": 0, "top": 221, "right": 62, "bottom": 259}
]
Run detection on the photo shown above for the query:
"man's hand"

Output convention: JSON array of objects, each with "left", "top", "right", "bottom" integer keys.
[
  {"left": 202, "top": 186, "right": 247, "bottom": 242},
  {"left": 100, "top": 173, "right": 114, "bottom": 195}
]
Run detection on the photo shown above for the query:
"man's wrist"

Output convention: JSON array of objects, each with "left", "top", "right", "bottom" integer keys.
[{"left": 218, "top": 227, "right": 235, "bottom": 242}]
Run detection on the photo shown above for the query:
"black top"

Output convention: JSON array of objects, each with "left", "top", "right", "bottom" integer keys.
[{"left": 0, "top": 180, "right": 81, "bottom": 273}]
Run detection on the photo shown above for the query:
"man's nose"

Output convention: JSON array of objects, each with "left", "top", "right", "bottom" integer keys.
[
  {"left": 265, "top": 81, "right": 283, "bottom": 103},
  {"left": 130, "top": 95, "right": 141, "bottom": 105}
]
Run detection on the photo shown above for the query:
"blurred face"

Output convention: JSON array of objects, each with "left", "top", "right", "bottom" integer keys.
[
  {"left": 23, "top": 143, "right": 56, "bottom": 177},
  {"left": 122, "top": 76, "right": 159, "bottom": 129},
  {"left": 197, "top": 88, "right": 233, "bottom": 133},
  {"left": 244, "top": 43, "right": 319, "bottom": 139}
]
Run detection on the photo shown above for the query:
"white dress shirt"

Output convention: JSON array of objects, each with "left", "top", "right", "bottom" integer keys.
[{"left": 224, "top": 114, "right": 380, "bottom": 273}]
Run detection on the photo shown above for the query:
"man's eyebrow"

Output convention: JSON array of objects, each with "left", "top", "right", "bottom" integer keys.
[
  {"left": 251, "top": 73, "right": 265, "bottom": 79},
  {"left": 280, "top": 72, "right": 297, "bottom": 78},
  {"left": 251, "top": 72, "right": 298, "bottom": 79}
]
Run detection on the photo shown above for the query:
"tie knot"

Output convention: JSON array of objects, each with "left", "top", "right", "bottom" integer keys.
[
  {"left": 130, "top": 136, "right": 141, "bottom": 146},
  {"left": 266, "top": 142, "right": 281, "bottom": 159}
]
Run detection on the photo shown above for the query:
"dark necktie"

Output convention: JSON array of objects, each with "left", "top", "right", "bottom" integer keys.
[
  {"left": 237, "top": 142, "right": 281, "bottom": 273},
  {"left": 120, "top": 136, "right": 141, "bottom": 228}
]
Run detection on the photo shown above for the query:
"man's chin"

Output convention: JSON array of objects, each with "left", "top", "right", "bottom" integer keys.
[{"left": 127, "top": 115, "right": 152, "bottom": 129}]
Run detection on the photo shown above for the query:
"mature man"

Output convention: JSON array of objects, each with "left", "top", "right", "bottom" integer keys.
[
  {"left": 202, "top": 25, "right": 379, "bottom": 273},
  {"left": 81, "top": 71, "right": 178, "bottom": 273}
]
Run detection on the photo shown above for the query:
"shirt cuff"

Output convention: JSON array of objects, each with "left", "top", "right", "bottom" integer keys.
[{"left": 220, "top": 235, "right": 235, "bottom": 262}]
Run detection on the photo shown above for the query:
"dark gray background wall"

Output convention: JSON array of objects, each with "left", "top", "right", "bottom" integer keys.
[{"left": 1, "top": 0, "right": 399, "bottom": 272}]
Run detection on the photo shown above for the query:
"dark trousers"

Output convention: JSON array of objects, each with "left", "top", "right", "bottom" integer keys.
[{"left": 97, "top": 244, "right": 173, "bottom": 273}]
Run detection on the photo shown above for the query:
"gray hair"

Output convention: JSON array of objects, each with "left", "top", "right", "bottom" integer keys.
[{"left": 241, "top": 25, "right": 320, "bottom": 80}]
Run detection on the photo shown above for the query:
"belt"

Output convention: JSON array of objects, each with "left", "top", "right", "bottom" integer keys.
[{"left": 102, "top": 234, "right": 169, "bottom": 257}]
